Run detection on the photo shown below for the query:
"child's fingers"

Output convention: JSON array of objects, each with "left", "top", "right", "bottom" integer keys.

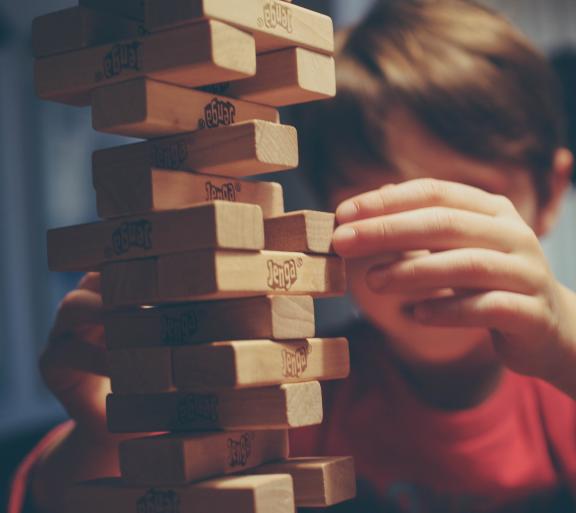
[
  {"left": 336, "top": 179, "right": 519, "bottom": 224},
  {"left": 332, "top": 207, "right": 535, "bottom": 258},
  {"left": 41, "top": 331, "right": 109, "bottom": 378},
  {"left": 366, "top": 249, "right": 544, "bottom": 295},
  {"left": 77, "top": 272, "right": 101, "bottom": 293},
  {"left": 412, "top": 290, "right": 546, "bottom": 333},
  {"left": 51, "top": 289, "right": 103, "bottom": 337}
]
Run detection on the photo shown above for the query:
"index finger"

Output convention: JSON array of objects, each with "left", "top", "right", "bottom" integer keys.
[{"left": 336, "top": 179, "right": 518, "bottom": 224}]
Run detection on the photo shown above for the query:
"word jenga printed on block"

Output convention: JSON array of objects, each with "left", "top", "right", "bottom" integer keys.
[{"left": 35, "top": 0, "right": 356, "bottom": 511}]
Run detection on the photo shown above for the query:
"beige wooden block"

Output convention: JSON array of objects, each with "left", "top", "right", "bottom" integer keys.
[
  {"left": 120, "top": 430, "right": 288, "bottom": 485},
  {"left": 79, "top": 0, "right": 146, "bottom": 21},
  {"left": 47, "top": 201, "right": 263, "bottom": 272},
  {"left": 145, "top": 0, "right": 333, "bottom": 55},
  {"left": 64, "top": 475, "right": 294, "bottom": 513},
  {"left": 104, "top": 296, "right": 315, "bottom": 349},
  {"left": 107, "top": 338, "right": 348, "bottom": 394},
  {"left": 95, "top": 167, "right": 285, "bottom": 220},
  {"left": 251, "top": 457, "right": 356, "bottom": 507},
  {"left": 265, "top": 210, "right": 335, "bottom": 254},
  {"left": 92, "top": 120, "right": 298, "bottom": 178},
  {"left": 205, "top": 47, "right": 336, "bottom": 107},
  {"left": 32, "top": 7, "right": 143, "bottom": 58},
  {"left": 173, "top": 338, "right": 350, "bottom": 390},
  {"left": 107, "top": 382, "right": 323, "bottom": 432},
  {"left": 92, "top": 78, "right": 280, "bottom": 138},
  {"left": 108, "top": 347, "right": 175, "bottom": 394},
  {"left": 101, "top": 250, "right": 346, "bottom": 307},
  {"left": 35, "top": 20, "right": 256, "bottom": 106}
]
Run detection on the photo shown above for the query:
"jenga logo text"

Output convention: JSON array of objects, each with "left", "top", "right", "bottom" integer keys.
[
  {"left": 100, "top": 41, "right": 141, "bottom": 80},
  {"left": 161, "top": 312, "right": 198, "bottom": 345},
  {"left": 282, "top": 345, "right": 309, "bottom": 378},
  {"left": 199, "top": 98, "right": 237, "bottom": 129},
  {"left": 136, "top": 489, "right": 179, "bottom": 513},
  {"left": 109, "top": 220, "right": 152, "bottom": 256},
  {"left": 260, "top": 1, "right": 293, "bottom": 33},
  {"left": 267, "top": 258, "right": 301, "bottom": 291},
  {"left": 152, "top": 141, "right": 188, "bottom": 170},
  {"left": 205, "top": 181, "right": 240, "bottom": 202},
  {"left": 227, "top": 432, "right": 253, "bottom": 467},
  {"left": 176, "top": 394, "right": 219, "bottom": 426}
]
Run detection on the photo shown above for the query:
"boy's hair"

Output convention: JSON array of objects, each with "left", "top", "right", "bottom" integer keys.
[{"left": 296, "top": 0, "right": 566, "bottom": 204}]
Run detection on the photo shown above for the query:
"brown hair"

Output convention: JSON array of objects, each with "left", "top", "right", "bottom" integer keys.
[{"left": 295, "top": 0, "right": 566, "bottom": 204}]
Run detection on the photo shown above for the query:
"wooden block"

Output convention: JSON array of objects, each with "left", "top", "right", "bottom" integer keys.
[
  {"left": 79, "top": 0, "right": 146, "bottom": 21},
  {"left": 104, "top": 296, "right": 315, "bottom": 349},
  {"left": 108, "top": 338, "right": 349, "bottom": 393},
  {"left": 35, "top": 20, "right": 256, "bottom": 106},
  {"left": 92, "top": 78, "right": 280, "bottom": 138},
  {"left": 101, "top": 250, "right": 346, "bottom": 307},
  {"left": 250, "top": 457, "right": 356, "bottom": 507},
  {"left": 173, "top": 338, "right": 350, "bottom": 390},
  {"left": 32, "top": 7, "right": 143, "bottom": 58},
  {"left": 108, "top": 347, "right": 175, "bottom": 394},
  {"left": 265, "top": 210, "right": 335, "bottom": 254},
  {"left": 119, "top": 430, "right": 288, "bottom": 485},
  {"left": 204, "top": 47, "right": 336, "bottom": 107},
  {"left": 107, "top": 382, "right": 323, "bottom": 432},
  {"left": 64, "top": 475, "right": 294, "bottom": 513},
  {"left": 145, "top": 0, "right": 334, "bottom": 55},
  {"left": 95, "top": 168, "right": 285, "bottom": 220},
  {"left": 47, "top": 201, "right": 264, "bottom": 272},
  {"left": 92, "top": 120, "right": 298, "bottom": 178}
]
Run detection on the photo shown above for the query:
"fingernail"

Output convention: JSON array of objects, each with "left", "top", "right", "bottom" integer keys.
[
  {"left": 336, "top": 202, "right": 359, "bottom": 223},
  {"left": 366, "top": 268, "right": 390, "bottom": 291},
  {"left": 333, "top": 226, "right": 358, "bottom": 246}
]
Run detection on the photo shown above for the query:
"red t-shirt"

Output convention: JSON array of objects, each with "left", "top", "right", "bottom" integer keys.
[{"left": 291, "top": 322, "right": 576, "bottom": 513}]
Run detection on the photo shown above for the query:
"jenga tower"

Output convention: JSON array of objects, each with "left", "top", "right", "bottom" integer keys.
[{"left": 34, "top": 1, "right": 357, "bottom": 511}]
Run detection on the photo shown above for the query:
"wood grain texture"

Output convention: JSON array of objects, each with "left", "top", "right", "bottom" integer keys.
[
  {"left": 79, "top": 0, "right": 146, "bottom": 21},
  {"left": 107, "top": 338, "right": 349, "bottom": 393},
  {"left": 32, "top": 7, "right": 142, "bottom": 58},
  {"left": 92, "top": 78, "right": 280, "bottom": 138},
  {"left": 208, "top": 47, "right": 336, "bottom": 107},
  {"left": 119, "top": 430, "right": 288, "bottom": 485},
  {"left": 107, "top": 382, "right": 323, "bottom": 432},
  {"left": 104, "top": 296, "right": 315, "bottom": 349},
  {"left": 101, "top": 250, "right": 346, "bottom": 307},
  {"left": 94, "top": 168, "right": 284, "bottom": 220},
  {"left": 64, "top": 475, "right": 294, "bottom": 513},
  {"left": 145, "top": 0, "right": 333, "bottom": 55},
  {"left": 265, "top": 210, "right": 335, "bottom": 254},
  {"left": 173, "top": 338, "right": 350, "bottom": 390},
  {"left": 35, "top": 20, "right": 256, "bottom": 106},
  {"left": 47, "top": 201, "right": 264, "bottom": 272},
  {"left": 250, "top": 457, "right": 356, "bottom": 507},
  {"left": 92, "top": 120, "right": 298, "bottom": 178}
]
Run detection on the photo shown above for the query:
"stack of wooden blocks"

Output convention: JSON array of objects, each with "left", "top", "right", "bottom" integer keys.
[{"left": 34, "top": 0, "right": 356, "bottom": 511}]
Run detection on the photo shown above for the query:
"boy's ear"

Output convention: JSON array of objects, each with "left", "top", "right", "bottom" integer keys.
[{"left": 536, "top": 147, "right": 574, "bottom": 237}]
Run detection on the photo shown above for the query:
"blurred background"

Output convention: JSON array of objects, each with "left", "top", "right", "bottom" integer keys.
[{"left": 0, "top": 0, "right": 575, "bottom": 501}]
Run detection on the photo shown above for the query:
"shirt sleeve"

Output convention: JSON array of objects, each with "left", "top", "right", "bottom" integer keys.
[{"left": 8, "top": 421, "right": 74, "bottom": 513}]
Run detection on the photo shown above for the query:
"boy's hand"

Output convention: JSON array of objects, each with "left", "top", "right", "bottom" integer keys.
[
  {"left": 40, "top": 272, "right": 109, "bottom": 437},
  {"left": 33, "top": 273, "right": 130, "bottom": 512},
  {"left": 333, "top": 179, "right": 576, "bottom": 392}
]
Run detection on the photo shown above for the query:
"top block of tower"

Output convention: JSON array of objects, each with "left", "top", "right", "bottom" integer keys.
[{"left": 145, "top": 0, "right": 334, "bottom": 55}]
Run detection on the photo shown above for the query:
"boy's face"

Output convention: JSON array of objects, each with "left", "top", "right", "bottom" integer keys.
[{"left": 329, "top": 109, "right": 542, "bottom": 364}]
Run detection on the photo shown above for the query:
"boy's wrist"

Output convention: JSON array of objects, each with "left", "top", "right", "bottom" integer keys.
[{"left": 536, "top": 283, "right": 576, "bottom": 398}]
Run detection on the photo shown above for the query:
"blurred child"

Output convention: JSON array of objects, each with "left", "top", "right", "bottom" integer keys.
[{"left": 15, "top": 1, "right": 576, "bottom": 512}]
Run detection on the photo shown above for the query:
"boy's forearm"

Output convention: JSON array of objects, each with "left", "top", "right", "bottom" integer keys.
[{"left": 30, "top": 426, "right": 122, "bottom": 513}]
